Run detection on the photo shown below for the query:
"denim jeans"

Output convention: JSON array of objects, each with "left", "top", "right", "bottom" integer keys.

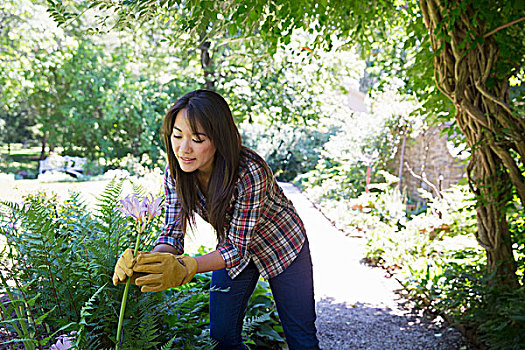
[{"left": 209, "top": 239, "right": 320, "bottom": 349}]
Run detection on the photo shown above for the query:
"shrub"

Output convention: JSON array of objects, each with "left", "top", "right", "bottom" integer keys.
[
  {"left": 241, "top": 120, "right": 332, "bottom": 182},
  {"left": 301, "top": 172, "right": 524, "bottom": 348},
  {"left": 359, "top": 182, "right": 524, "bottom": 349}
]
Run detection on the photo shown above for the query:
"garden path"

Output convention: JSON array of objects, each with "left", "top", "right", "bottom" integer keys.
[{"left": 276, "top": 183, "right": 474, "bottom": 350}]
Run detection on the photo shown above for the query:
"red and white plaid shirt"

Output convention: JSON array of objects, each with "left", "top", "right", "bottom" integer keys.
[{"left": 156, "top": 147, "right": 306, "bottom": 280}]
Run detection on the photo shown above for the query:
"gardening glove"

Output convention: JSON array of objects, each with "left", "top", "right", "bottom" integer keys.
[
  {"left": 112, "top": 248, "right": 145, "bottom": 286},
  {"left": 133, "top": 252, "right": 198, "bottom": 292}
]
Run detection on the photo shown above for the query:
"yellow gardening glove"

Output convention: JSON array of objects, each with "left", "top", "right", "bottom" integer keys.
[
  {"left": 112, "top": 248, "right": 146, "bottom": 286},
  {"left": 133, "top": 252, "right": 198, "bottom": 292}
]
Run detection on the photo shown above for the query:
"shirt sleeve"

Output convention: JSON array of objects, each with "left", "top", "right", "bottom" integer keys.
[
  {"left": 217, "top": 162, "right": 268, "bottom": 269},
  {"left": 155, "top": 167, "right": 184, "bottom": 254}
]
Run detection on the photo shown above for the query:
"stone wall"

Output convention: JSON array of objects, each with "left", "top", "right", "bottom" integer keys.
[{"left": 391, "top": 125, "right": 467, "bottom": 202}]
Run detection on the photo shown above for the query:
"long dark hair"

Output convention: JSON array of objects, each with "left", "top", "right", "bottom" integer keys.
[{"left": 161, "top": 90, "right": 242, "bottom": 240}]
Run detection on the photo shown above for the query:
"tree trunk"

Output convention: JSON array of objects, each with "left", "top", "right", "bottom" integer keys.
[
  {"left": 398, "top": 126, "right": 407, "bottom": 193},
  {"left": 420, "top": 0, "right": 525, "bottom": 287},
  {"left": 199, "top": 41, "right": 215, "bottom": 90},
  {"left": 40, "top": 133, "right": 47, "bottom": 160}
]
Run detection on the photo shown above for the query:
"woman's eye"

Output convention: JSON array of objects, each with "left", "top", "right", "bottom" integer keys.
[
  {"left": 193, "top": 139, "right": 205, "bottom": 143},
  {"left": 172, "top": 135, "right": 182, "bottom": 139}
]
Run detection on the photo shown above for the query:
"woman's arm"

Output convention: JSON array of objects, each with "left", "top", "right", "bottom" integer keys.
[
  {"left": 152, "top": 243, "right": 178, "bottom": 254},
  {"left": 152, "top": 244, "right": 225, "bottom": 273},
  {"left": 194, "top": 250, "right": 226, "bottom": 273}
]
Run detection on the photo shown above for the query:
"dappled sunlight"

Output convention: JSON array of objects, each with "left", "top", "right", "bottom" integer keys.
[
  {"left": 2, "top": 0, "right": 523, "bottom": 347},
  {"left": 280, "top": 182, "right": 476, "bottom": 349}
]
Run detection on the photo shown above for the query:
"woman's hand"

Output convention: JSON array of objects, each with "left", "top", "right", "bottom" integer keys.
[
  {"left": 112, "top": 248, "right": 136, "bottom": 286},
  {"left": 133, "top": 252, "right": 198, "bottom": 292}
]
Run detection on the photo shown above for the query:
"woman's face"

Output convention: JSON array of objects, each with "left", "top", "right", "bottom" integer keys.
[{"left": 171, "top": 109, "right": 216, "bottom": 180}]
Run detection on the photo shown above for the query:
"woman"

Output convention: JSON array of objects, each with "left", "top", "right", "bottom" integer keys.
[{"left": 113, "top": 90, "right": 320, "bottom": 349}]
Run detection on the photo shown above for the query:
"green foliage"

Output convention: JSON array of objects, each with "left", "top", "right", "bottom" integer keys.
[
  {"left": 0, "top": 182, "right": 167, "bottom": 349},
  {"left": 0, "top": 144, "right": 40, "bottom": 179},
  {"left": 294, "top": 86, "right": 422, "bottom": 201},
  {"left": 243, "top": 280, "right": 285, "bottom": 347},
  {"left": 29, "top": 39, "right": 174, "bottom": 168},
  {"left": 357, "top": 182, "right": 524, "bottom": 349},
  {"left": 509, "top": 199, "right": 525, "bottom": 284},
  {"left": 242, "top": 121, "right": 331, "bottom": 182},
  {"left": 0, "top": 180, "right": 284, "bottom": 349},
  {"left": 0, "top": 0, "right": 42, "bottom": 148},
  {"left": 404, "top": 248, "right": 525, "bottom": 350},
  {"left": 3, "top": 0, "right": 362, "bottom": 179}
]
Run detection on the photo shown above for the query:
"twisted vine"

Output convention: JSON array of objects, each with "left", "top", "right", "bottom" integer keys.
[{"left": 420, "top": 0, "right": 524, "bottom": 286}]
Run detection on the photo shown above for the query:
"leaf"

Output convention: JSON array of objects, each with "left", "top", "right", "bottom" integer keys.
[{"left": 34, "top": 305, "right": 57, "bottom": 325}]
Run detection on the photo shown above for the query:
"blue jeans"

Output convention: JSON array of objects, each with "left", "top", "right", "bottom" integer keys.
[{"left": 210, "top": 239, "right": 320, "bottom": 349}]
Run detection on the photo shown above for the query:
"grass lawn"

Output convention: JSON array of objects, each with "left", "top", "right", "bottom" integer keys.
[
  {"left": 0, "top": 177, "right": 112, "bottom": 206},
  {"left": 0, "top": 143, "right": 42, "bottom": 178}
]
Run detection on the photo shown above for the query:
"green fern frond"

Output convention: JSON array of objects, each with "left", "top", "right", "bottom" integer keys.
[
  {"left": 160, "top": 335, "right": 177, "bottom": 350},
  {"left": 95, "top": 178, "right": 124, "bottom": 209},
  {"left": 130, "top": 180, "right": 147, "bottom": 197},
  {"left": 0, "top": 200, "right": 20, "bottom": 216},
  {"left": 242, "top": 313, "right": 271, "bottom": 333},
  {"left": 91, "top": 178, "right": 131, "bottom": 264},
  {"left": 136, "top": 311, "right": 160, "bottom": 348},
  {"left": 75, "top": 284, "right": 106, "bottom": 348},
  {"left": 0, "top": 337, "right": 38, "bottom": 347},
  {"left": 94, "top": 177, "right": 124, "bottom": 226}
]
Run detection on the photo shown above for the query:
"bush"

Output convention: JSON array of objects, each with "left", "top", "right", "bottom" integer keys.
[
  {"left": 0, "top": 180, "right": 284, "bottom": 349},
  {"left": 241, "top": 121, "right": 332, "bottom": 182},
  {"left": 359, "top": 182, "right": 524, "bottom": 349}
]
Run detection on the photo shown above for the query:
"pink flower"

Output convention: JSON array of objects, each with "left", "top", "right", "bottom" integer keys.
[
  {"left": 116, "top": 193, "right": 164, "bottom": 231},
  {"left": 143, "top": 194, "right": 164, "bottom": 223},
  {"left": 50, "top": 332, "right": 76, "bottom": 350},
  {"left": 116, "top": 194, "right": 147, "bottom": 221},
  {"left": 114, "top": 193, "right": 163, "bottom": 345}
]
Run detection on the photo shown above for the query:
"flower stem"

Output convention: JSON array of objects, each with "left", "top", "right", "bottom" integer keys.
[
  {"left": 115, "top": 223, "right": 143, "bottom": 350},
  {"left": 115, "top": 279, "right": 131, "bottom": 350}
]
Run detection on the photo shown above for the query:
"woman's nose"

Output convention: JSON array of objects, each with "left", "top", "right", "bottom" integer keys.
[{"left": 180, "top": 138, "right": 192, "bottom": 153}]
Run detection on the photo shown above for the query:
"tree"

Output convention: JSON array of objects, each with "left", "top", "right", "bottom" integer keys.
[
  {"left": 0, "top": 0, "right": 38, "bottom": 151},
  {"left": 418, "top": 0, "right": 524, "bottom": 286},
  {"left": 46, "top": 0, "right": 524, "bottom": 287}
]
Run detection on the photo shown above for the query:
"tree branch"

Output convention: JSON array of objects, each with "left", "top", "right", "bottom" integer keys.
[
  {"left": 484, "top": 16, "right": 525, "bottom": 39},
  {"left": 433, "top": 62, "right": 452, "bottom": 98},
  {"left": 404, "top": 161, "right": 443, "bottom": 199},
  {"left": 459, "top": 98, "right": 491, "bottom": 130}
]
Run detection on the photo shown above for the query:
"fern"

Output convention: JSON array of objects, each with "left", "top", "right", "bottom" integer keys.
[
  {"left": 130, "top": 180, "right": 147, "bottom": 197},
  {"left": 159, "top": 336, "right": 177, "bottom": 350},
  {"left": 136, "top": 298, "right": 161, "bottom": 347},
  {"left": 1, "top": 183, "right": 268, "bottom": 349},
  {"left": 93, "top": 178, "right": 127, "bottom": 261},
  {"left": 242, "top": 313, "right": 271, "bottom": 334},
  {"left": 74, "top": 284, "right": 106, "bottom": 349}
]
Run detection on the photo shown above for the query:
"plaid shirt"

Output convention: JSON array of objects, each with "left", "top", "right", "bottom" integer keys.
[{"left": 156, "top": 147, "right": 306, "bottom": 280}]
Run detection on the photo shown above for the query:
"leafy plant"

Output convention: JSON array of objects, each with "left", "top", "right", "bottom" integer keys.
[
  {"left": 243, "top": 280, "right": 285, "bottom": 348},
  {"left": 0, "top": 179, "right": 284, "bottom": 349},
  {"left": 355, "top": 181, "right": 523, "bottom": 349}
]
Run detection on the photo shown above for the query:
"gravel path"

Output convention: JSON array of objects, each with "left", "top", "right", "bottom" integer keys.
[{"left": 279, "top": 183, "right": 475, "bottom": 350}]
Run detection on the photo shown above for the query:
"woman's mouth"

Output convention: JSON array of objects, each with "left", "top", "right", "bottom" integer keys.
[{"left": 178, "top": 156, "right": 195, "bottom": 163}]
